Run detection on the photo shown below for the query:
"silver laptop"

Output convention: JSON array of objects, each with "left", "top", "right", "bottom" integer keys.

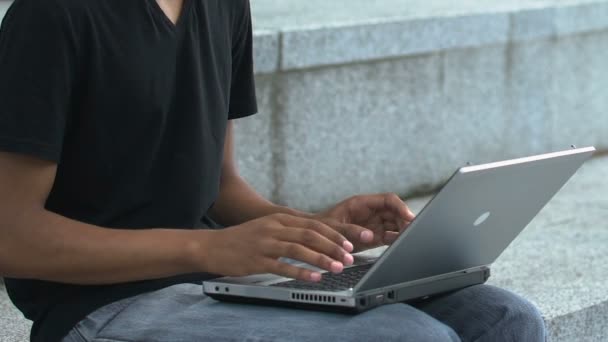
[{"left": 203, "top": 146, "right": 596, "bottom": 313}]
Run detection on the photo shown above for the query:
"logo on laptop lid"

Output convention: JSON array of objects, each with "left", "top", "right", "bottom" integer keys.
[{"left": 474, "top": 212, "right": 491, "bottom": 226}]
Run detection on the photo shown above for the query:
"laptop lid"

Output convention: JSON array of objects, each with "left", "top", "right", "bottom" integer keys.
[{"left": 354, "top": 146, "right": 596, "bottom": 292}]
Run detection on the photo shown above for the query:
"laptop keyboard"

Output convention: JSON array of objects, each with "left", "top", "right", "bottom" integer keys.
[{"left": 271, "top": 263, "right": 374, "bottom": 291}]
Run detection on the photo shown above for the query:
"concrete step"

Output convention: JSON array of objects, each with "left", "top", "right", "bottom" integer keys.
[
  {"left": 236, "top": 0, "right": 608, "bottom": 211},
  {"left": 0, "top": 283, "right": 31, "bottom": 341},
  {"left": 1, "top": 155, "right": 606, "bottom": 341}
]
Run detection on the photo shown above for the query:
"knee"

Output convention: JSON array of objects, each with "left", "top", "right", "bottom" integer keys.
[
  {"left": 358, "top": 304, "right": 460, "bottom": 342},
  {"left": 477, "top": 286, "right": 547, "bottom": 342}
]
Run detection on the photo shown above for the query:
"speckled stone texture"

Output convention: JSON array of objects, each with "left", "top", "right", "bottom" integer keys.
[
  {"left": 235, "top": 0, "right": 608, "bottom": 210},
  {"left": 275, "top": 54, "right": 447, "bottom": 207},
  {"left": 251, "top": 30, "right": 279, "bottom": 74},
  {"left": 233, "top": 75, "right": 276, "bottom": 200},
  {"left": 268, "top": 32, "right": 608, "bottom": 210},
  {"left": 250, "top": 0, "right": 608, "bottom": 70},
  {"left": 277, "top": 13, "right": 509, "bottom": 71},
  {"left": 550, "top": 32, "right": 608, "bottom": 151},
  {"left": 0, "top": 282, "right": 31, "bottom": 342}
]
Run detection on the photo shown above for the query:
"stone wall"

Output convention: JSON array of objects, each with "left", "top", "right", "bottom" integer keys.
[{"left": 235, "top": 0, "right": 608, "bottom": 211}]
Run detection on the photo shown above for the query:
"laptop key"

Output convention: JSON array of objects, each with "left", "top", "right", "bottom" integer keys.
[{"left": 271, "top": 263, "right": 374, "bottom": 291}]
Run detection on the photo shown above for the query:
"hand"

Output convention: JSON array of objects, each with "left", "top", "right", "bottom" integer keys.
[
  {"left": 316, "top": 193, "right": 415, "bottom": 252},
  {"left": 202, "top": 214, "right": 355, "bottom": 282}
]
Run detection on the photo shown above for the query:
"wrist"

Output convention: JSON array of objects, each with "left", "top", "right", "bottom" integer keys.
[{"left": 178, "top": 229, "right": 218, "bottom": 274}]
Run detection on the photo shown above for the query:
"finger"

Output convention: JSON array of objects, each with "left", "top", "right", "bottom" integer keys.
[
  {"left": 328, "top": 221, "right": 375, "bottom": 245},
  {"left": 399, "top": 220, "right": 412, "bottom": 233},
  {"left": 377, "top": 212, "right": 411, "bottom": 231},
  {"left": 365, "top": 223, "right": 392, "bottom": 245},
  {"left": 380, "top": 211, "right": 397, "bottom": 222},
  {"left": 380, "top": 211, "right": 412, "bottom": 224},
  {"left": 358, "top": 193, "right": 416, "bottom": 221},
  {"left": 380, "top": 219, "right": 400, "bottom": 231},
  {"left": 275, "top": 214, "right": 354, "bottom": 252},
  {"left": 382, "top": 231, "right": 400, "bottom": 245},
  {"left": 262, "top": 258, "right": 322, "bottom": 282},
  {"left": 275, "top": 242, "right": 345, "bottom": 274},
  {"left": 367, "top": 222, "right": 399, "bottom": 235},
  {"left": 278, "top": 227, "right": 354, "bottom": 266},
  {"left": 383, "top": 193, "right": 416, "bottom": 221},
  {"left": 397, "top": 217, "right": 412, "bottom": 230}
]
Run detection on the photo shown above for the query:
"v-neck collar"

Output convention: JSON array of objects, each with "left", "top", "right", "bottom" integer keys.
[{"left": 148, "top": 0, "right": 192, "bottom": 30}]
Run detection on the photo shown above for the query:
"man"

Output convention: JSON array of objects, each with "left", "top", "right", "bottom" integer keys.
[{"left": 0, "top": 0, "right": 546, "bottom": 341}]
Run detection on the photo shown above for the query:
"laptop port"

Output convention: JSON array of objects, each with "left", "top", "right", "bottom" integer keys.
[
  {"left": 359, "top": 298, "right": 367, "bottom": 307},
  {"left": 387, "top": 291, "right": 395, "bottom": 300}
]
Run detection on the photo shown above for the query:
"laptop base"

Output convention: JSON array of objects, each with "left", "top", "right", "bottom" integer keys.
[{"left": 205, "top": 267, "right": 490, "bottom": 314}]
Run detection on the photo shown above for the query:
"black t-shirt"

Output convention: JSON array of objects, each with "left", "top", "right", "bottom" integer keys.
[{"left": 0, "top": 0, "right": 257, "bottom": 340}]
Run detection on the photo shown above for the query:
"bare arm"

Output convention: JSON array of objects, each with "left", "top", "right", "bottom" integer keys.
[
  {"left": 0, "top": 151, "right": 352, "bottom": 284},
  {"left": 208, "top": 122, "right": 311, "bottom": 226},
  {"left": 208, "top": 123, "right": 416, "bottom": 254},
  {"left": 0, "top": 152, "right": 210, "bottom": 284}
]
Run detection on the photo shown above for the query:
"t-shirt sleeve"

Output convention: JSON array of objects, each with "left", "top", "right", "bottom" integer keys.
[
  {"left": 228, "top": 0, "right": 258, "bottom": 120},
  {"left": 0, "top": 1, "right": 79, "bottom": 162}
]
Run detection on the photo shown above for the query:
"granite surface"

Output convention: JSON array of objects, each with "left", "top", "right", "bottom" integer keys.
[
  {"left": 274, "top": 54, "right": 445, "bottom": 207},
  {"left": 277, "top": 12, "right": 510, "bottom": 71},
  {"left": 3, "top": 1, "right": 608, "bottom": 72},
  {"left": 250, "top": 0, "right": 608, "bottom": 70},
  {"left": 251, "top": 29, "right": 280, "bottom": 75},
  {"left": 0, "top": 283, "right": 31, "bottom": 342},
  {"left": 233, "top": 75, "right": 276, "bottom": 201},
  {"left": 264, "top": 28, "right": 608, "bottom": 210},
  {"left": 251, "top": 0, "right": 607, "bottom": 30},
  {"left": 505, "top": 39, "right": 555, "bottom": 153},
  {"left": 550, "top": 32, "right": 608, "bottom": 151}
]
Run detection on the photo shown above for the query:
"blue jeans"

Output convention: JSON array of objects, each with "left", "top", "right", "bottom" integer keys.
[{"left": 62, "top": 283, "right": 546, "bottom": 341}]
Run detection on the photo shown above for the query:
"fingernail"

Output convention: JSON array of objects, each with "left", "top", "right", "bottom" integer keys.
[
  {"left": 360, "top": 230, "right": 374, "bottom": 242},
  {"left": 343, "top": 253, "right": 354, "bottom": 266},
  {"left": 342, "top": 240, "right": 354, "bottom": 252},
  {"left": 330, "top": 261, "right": 344, "bottom": 273},
  {"left": 310, "top": 272, "right": 322, "bottom": 282}
]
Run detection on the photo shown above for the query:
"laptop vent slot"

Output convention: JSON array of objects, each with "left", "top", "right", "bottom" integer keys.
[{"left": 291, "top": 292, "right": 337, "bottom": 304}]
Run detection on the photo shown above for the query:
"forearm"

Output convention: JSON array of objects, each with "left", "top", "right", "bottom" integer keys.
[
  {"left": 209, "top": 174, "right": 312, "bottom": 226},
  {"left": 0, "top": 207, "right": 210, "bottom": 285}
]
